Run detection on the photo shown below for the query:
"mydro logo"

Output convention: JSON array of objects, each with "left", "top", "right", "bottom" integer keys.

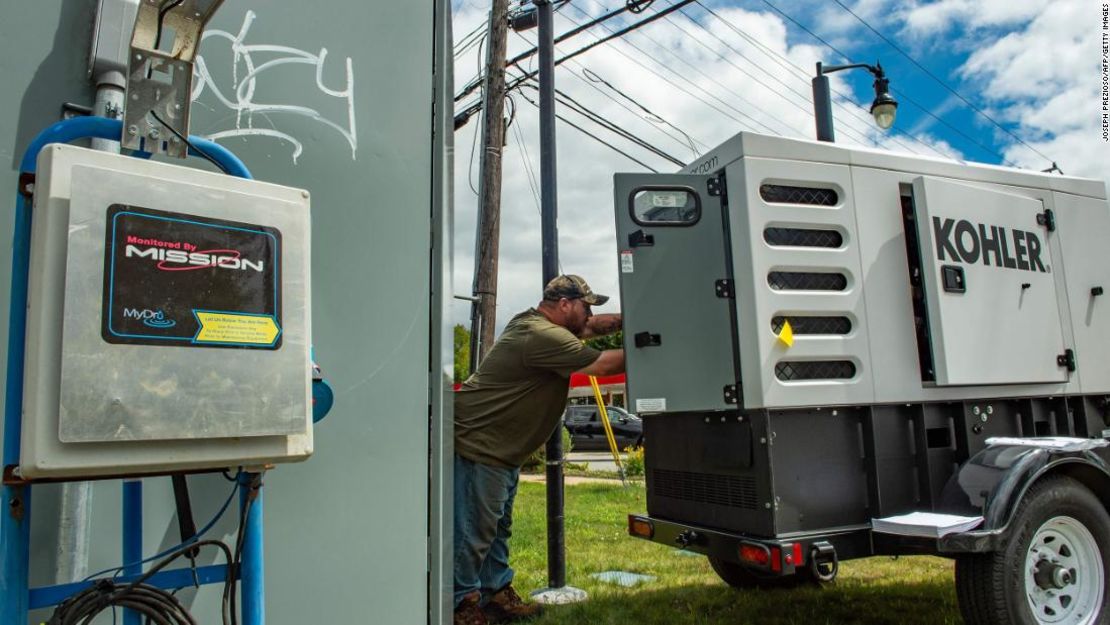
[
  {"left": 123, "top": 308, "right": 177, "bottom": 328},
  {"left": 932, "top": 217, "right": 1048, "bottom": 273}
]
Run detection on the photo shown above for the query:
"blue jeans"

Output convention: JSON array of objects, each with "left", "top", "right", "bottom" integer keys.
[{"left": 454, "top": 454, "right": 520, "bottom": 608}]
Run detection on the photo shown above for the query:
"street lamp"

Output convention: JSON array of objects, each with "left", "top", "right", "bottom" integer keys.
[{"left": 812, "top": 61, "right": 898, "bottom": 142}]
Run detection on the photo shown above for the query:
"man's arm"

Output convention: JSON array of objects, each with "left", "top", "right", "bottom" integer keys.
[
  {"left": 576, "top": 349, "right": 624, "bottom": 377},
  {"left": 578, "top": 313, "right": 622, "bottom": 339}
]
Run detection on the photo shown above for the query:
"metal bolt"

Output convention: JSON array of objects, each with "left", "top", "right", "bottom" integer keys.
[
  {"left": 980, "top": 413, "right": 988, "bottom": 423},
  {"left": 23, "top": 183, "right": 34, "bottom": 195},
  {"left": 149, "top": 128, "right": 160, "bottom": 139},
  {"left": 973, "top": 406, "right": 981, "bottom": 416},
  {"left": 170, "top": 136, "right": 180, "bottom": 144},
  {"left": 135, "top": 53, "right": 142, "bottom": 60},
  {"left": 760, "top": 437, "right": 767, "bottom": 444},
  {"left": 987, "top": 405, "right": 994, "bottom": 415},
  {"left": 764, "top": 502, "right": 772, "bottom": 509},
  {"left": 832, "top": 409, "right": 838, "bottom": 416},
  {"left": 720, "top": 416, "right": 726, "bottom": 422},
  {"left": 704, "top": 417, "right": 710, "bottom": 423},
  {"left": 127, "top": 125, "right": 138, "bottom": 136},
  {"left": 737, "top": 416, "right": 744, "bottom": 422}
]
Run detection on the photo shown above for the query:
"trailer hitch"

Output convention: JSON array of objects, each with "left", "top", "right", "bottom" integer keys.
[
  {"left": 674, "top": 530, "right": 700, "bottom": 548},
  {"left": 809, "top": 541, "right": 839, "bottom": 582}
]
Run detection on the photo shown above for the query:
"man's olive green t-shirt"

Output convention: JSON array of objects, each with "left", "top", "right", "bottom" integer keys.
[{"left": 455, "top": 309, "right": 602, "bottom": 468}]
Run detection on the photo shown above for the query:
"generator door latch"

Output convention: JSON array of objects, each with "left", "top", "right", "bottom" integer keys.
[
  {"left": 1037, "top": 209, "right": 1056, "bottom": 232},
  {"left": 706, "top": 176, "right": 723, "bottom": 197},
  {"left": 628, "top": 229, "right": 654, "bottom": 248},
  {"left": 723, "top": 384, "right": 738, "bottom": 404},
  {"left": 634, "top": 332, "right": 661, "bottom": 348},
  {"left": 1057, "top": 349, "right": 1076, "bottom": 372},
  {"left": 715, "top": 279, "right": 734, "bottom": 299}
]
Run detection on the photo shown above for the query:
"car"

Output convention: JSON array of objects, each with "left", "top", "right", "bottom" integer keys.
[{"left": 562, "top": 404, "right": 642, "bottom": 451}]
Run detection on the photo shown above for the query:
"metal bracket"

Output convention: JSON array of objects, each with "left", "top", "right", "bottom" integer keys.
[
  {"left": 1057, "top": 349, "right": 1076, "bottom": 372},
  {"left": 715, "top": 279, "right": 734, "bottom": 299},
  {"left": 1036, "top": 209, "right": 1056, "bottom": 232},
  {"left": 706, "top": 175, "right": 723, "bottom": 197},
  {"left": 628, "top": 229, "right": 654, "bottom": 248},
  {"left": 123, "top": 0, "right": 223, "bottom": 157},
  {"left": 633, "top": 332, "right": 661, "bottom": 348},
  {"left": 17, "top": 173, "right": 36, "bottom": 200},
  {"left": 723, "top": 384, "right": 738, "bottom": 404}
]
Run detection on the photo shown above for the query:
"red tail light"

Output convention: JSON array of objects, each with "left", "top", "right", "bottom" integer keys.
[
  {"left": 628, "top": 516, "right": 654, "bottom": 539},
  {"left": 739, "top": 542, "right": 770, "bottom": 568}
]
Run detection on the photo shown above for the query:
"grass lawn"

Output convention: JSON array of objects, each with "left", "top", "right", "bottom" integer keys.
[{"left": 508, "top": 481, "right": 963, "bottom": 625}]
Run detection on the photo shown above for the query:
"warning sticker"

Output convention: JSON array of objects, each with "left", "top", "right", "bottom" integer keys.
[
  {"left": 194, "top": 311, "right": 282, "bottom": 346},
  {"left": 620, "top": 250, "right": 634, "bottom": 273},
  {"left": 102, "top": 204, "right": 282, "bottom": 350},
  {"left": 635, "top": 397, "right": 667, "bottom": 413}
]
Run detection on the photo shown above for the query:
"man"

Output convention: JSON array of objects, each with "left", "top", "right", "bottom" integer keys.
[{"left": 453, "top": 275, "right": 624, "bottom": 625}]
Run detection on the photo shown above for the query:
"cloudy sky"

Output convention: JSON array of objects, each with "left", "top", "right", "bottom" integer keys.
[{"left": 449, "top": 0, "right": 1103, "bottom": 334}]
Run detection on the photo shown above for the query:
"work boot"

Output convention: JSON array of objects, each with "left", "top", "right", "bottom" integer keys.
[
  {"left": 482, "top": 585, "right": 542, "bottom": 623},
  {"left": 454, "top": 591, "right": 488, "bottom": 625}
]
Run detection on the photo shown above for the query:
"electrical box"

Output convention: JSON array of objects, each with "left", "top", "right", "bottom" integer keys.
[{"left": 20, "top": 144, "right": 313, "bottom": 479}]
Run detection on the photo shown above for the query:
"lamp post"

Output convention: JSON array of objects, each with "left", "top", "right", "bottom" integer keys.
[{"left": 812, "top": 61, "right": 898, "bottom": 142}]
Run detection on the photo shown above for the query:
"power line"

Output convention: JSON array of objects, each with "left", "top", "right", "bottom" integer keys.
[
  {"left": 581, "top": 68, "right": 704, "bottom": 156},
  {"left": 522, "top": 80, "right": 687, "bottom": 166},
  {"left": 517, "top": 88, "right": 660, "bottom": 172},
  {"left": 756, "top": 0, "right": 1021, "bottom": 166},
  {"left": 679, "top": 0, "right": 941, "bottom": 158},
  {"left": 557, "top": 3, "right": 784, "bottom": 136},
  {"left": 511, "top": 28, "right": 707, "bottom": 156},
  {"left": 829, "top": 0, "right": 1057, "bottom": 167}
]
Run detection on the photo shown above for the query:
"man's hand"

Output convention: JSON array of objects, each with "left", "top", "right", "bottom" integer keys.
[
  {"left": 576, "top": 349, "right": 625, "bottom": 376},
  {"left": 579, "top": 313, "right": 622, "bottom": 339}
]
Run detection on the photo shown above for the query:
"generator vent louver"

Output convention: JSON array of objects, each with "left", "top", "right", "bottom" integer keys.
[
  {"left": 652, "top": 469, "right": 758, "bottom": 509},
  {"left": 775, "top": 360, "right": 856, "bottom": 381},
  {"left": 767, "top": 271, "right": 847, "bottom": 291},
  {"left": 763, "top": 227, "right": 843, "bottom": 248},
  {"left": 771, "top": 316, "right": 851, "bottom": 335},
  {"left": 759, "top": 184, "right": 838, "bottom": 206}
]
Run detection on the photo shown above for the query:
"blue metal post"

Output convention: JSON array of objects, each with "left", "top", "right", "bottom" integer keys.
[
  {"left": 122, "top": 480, "right": 143, "bottom": 625},
  {"left": 0, "top": 117, "right": 256, "bottom": 625},
  {"left": 239, "top": 472, "right": 264, "bottom": 625}
]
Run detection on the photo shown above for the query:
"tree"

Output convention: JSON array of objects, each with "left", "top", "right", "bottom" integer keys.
[
  {"left": 453, "top": 324, "right": 471, "bottom": 384},
  {"left": 585, "top": 330, "right": 623, "bottom": 351}
]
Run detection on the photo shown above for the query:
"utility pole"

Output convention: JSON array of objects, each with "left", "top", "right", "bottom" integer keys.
[{"left": 468, "top": 0, "right": 510, "bottom": 371}]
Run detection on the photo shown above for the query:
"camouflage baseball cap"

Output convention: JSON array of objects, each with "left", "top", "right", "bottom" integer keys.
[{"left": 543, "top": 275, "right": 609, "bottom": 306}]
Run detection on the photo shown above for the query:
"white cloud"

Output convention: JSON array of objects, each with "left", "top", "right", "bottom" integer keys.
[{"left": 451, "top": 0, "right": 1104, "bottom": 337}]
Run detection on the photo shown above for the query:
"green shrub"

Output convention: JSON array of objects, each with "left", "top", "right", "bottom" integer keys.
[{"left": 623, "top": 445, "right": 645, "bottom": 477}]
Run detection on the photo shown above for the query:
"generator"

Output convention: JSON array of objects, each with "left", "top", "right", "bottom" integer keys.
[{"left": 616, "top": 132, "right": 1110, "bottom": 624}]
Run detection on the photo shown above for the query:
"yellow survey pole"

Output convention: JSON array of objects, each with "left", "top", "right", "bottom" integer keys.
[{"left": 589, "top": 376, "right": 626, "bottom": 484}]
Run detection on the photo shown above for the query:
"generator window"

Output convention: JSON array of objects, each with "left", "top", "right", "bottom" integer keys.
[{"left": 631, "top": 188, "right": 700, "bottom": 225}]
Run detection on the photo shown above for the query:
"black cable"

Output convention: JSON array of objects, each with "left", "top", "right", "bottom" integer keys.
[
  {"left": 522, "top": 81, "right": 686, "bottom": 166},
  {"left": 149, "top": 111, "right": 231, "bottom": 175},
  {"left": 48, "top": 540, "right": 234, "bottom": 625},
  {"left": 517, "top": 90, "right": 660, "bottom": 171},
  {"left": 155, "top": 0, "right": 185, "bottom": 52},
  {"left": 557, "top": 3, "right": 781, "bottom": 136},
  {"left": 757, "top": 0, "right": 1022, "bottom": 166}
]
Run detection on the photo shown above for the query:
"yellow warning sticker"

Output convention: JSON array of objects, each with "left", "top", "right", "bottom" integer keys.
[
  {"left": 194, "top": 312, "right": 281, "bottom": 346},
  {"left": 777, "top": 320, "right": 794, "bottom": 348}
]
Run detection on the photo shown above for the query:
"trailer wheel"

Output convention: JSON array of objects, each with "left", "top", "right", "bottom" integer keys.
[
  {"left": 955, "top": 476, "right": 1110, "bottom": 625},
  {"left": 708, "top": 556, "right": 810, "bottom": 589}
]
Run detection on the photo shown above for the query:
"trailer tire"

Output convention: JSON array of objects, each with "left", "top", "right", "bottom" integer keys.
[
  {"left": 708, "top": 556, "right": 810, "bottom": 589},
  {"left": 955, "top": 476, "right": 1110, "bottom": 625}
]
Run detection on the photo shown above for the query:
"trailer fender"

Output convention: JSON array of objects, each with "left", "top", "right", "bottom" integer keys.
[{"left": 936, "top": 439, "right": 1110, "bottom": 553}]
